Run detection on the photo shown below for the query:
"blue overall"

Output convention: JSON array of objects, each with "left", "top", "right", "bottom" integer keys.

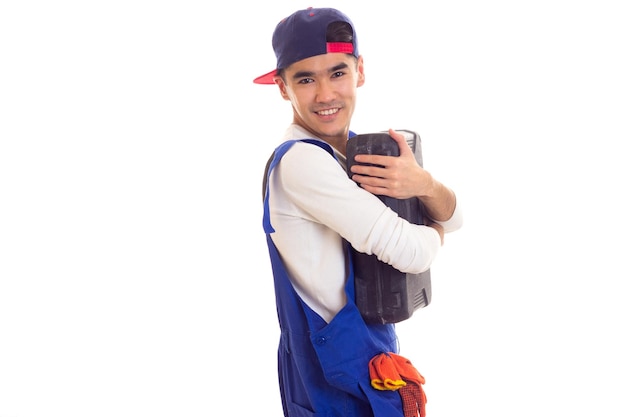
[{"left": 263, "top": 139, "right": 405, "bottom": 417}]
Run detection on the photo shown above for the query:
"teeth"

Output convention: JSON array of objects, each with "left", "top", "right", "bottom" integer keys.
[{"left": 318, "top": 108, "right": 338, "bottom": 116}]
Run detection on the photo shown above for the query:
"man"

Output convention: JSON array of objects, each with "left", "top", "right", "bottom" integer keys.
[{"left": 255, "top": 7, "right": 462, "bottom": 417}]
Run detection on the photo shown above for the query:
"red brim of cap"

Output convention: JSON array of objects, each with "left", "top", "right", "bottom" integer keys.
[{"left": 253, "top": 69, "right": 278, "bottom": 85}]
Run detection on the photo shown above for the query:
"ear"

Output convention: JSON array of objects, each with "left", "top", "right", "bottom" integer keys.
[
  {"left": 356, "top": 55, "right": 365, "bottom": 87},
  {"left": 274, "top": 76, "right": 290, "bottom": 101}
]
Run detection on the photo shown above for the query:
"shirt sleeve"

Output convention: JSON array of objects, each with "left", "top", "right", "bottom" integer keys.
[
  {"left": 277, "top": 141, "right": 441, "bottom": 274},
  {"left": 436, "top": 203, "right": 463, "bottom": 233}
]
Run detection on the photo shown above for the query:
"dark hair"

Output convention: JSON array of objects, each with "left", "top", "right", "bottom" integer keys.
[
  {"left": 326, "top": 21, "right": 354, "bottom": 44},
  {"left": 276, "top": 21, "right": 356, "bottom": 82}
]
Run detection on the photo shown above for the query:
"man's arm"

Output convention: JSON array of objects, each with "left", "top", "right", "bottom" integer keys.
[{"left": 349, "top": 128, "right": 461, "bottom": 242}]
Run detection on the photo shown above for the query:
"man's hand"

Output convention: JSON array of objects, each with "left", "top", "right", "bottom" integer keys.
[
  {"left": 349, "top": 128, "right": 433, "bottom": 200},
  {"left": 350, "top": 128, "right": 457, "bottom": 224}
]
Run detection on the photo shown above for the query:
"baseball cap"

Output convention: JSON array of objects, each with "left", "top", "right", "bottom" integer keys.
[{"left": 253, "top": 7, "right": 359, "bottom": 85}]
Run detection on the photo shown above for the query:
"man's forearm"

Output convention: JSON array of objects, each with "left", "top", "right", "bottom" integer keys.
[{"left": 420, "top": 178, "right": 457, "bottom": 222}]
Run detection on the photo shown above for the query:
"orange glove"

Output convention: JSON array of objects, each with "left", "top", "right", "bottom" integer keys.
[{"left": 368, "top": 352, "right": 427, "bottom": 417}]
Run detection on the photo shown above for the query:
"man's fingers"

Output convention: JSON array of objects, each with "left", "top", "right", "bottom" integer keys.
[{"left": 388, "top": 129, "right": 412, "bottom": 156}]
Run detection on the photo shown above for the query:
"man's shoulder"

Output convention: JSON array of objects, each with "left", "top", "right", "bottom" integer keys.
[{"left": 272, "top": 124, "right": 333, "bottom": 157}]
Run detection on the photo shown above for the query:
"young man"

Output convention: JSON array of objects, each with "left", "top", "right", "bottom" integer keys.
[{"left": 254, "top": 7, "right": 462, "bottom": 417}]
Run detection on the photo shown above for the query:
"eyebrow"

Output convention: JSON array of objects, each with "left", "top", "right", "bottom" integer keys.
[{"left": 291, "top": 62, "right": 350, "bottom": 80}]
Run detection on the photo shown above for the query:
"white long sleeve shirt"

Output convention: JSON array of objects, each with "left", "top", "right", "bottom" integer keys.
[{"left": 267, "top": 124, "right": 462, "bottom": 323}]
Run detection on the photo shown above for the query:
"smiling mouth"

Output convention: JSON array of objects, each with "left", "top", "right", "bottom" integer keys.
[{"left": 316, "top": 108, "right": 339, "bottom": 116}]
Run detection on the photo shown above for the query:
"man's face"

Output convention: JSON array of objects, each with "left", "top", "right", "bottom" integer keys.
[{"left": 275, "top": 53, "right": 365, "bottom": 146}]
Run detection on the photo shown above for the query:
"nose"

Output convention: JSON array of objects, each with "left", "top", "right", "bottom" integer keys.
[{"left": 315, "top": 78, "right": 336, "bottom": 103}]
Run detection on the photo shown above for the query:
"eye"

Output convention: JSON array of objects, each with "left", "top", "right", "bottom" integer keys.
[
  {"left": 331, "top": 71, "right": 345, "bottom": 78},
  {"left": 297, "top": 78, "right": 314, "bottom": 85}
]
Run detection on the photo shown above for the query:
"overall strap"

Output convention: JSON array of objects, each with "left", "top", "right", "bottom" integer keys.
[{"left": 262, "top": 139, "right": 334, "bottom": 233}]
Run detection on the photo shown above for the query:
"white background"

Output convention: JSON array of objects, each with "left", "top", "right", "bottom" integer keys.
[{"left": 1, "top": 1, "right": 625, "bottom": 416}]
